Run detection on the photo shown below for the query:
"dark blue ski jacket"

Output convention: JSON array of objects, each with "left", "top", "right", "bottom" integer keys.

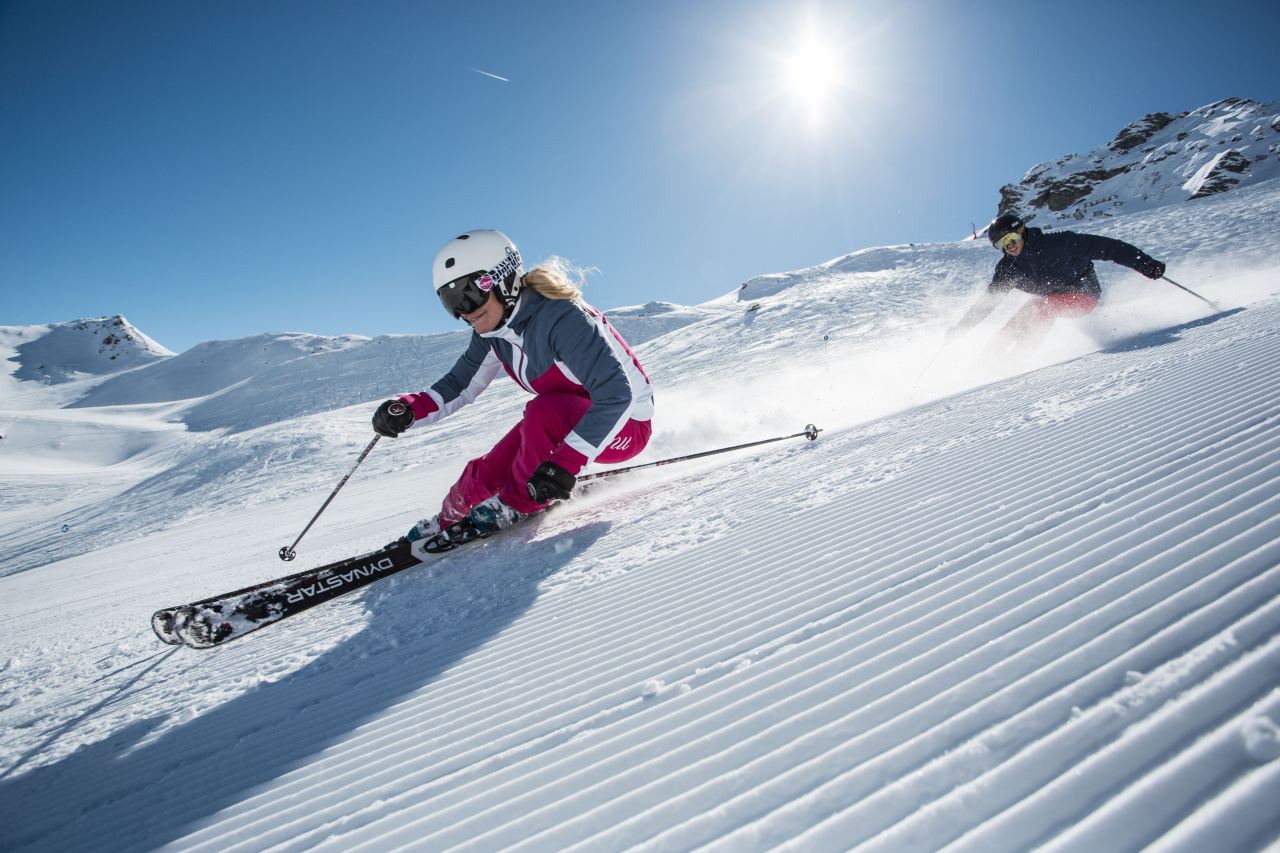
[{"left": 990, "top": 227, "right": 1160, "bottom": 298}]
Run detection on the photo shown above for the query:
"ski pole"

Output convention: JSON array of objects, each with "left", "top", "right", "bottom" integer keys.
[
  {"left": 577, "top": 424, "right": 821, "bottom": 484},
  {"left": 1162, "top": 275, "right": 1221, "bottom": 311},
  {"left": 278, "top": 431, "right": 384, "bottom": 561}
]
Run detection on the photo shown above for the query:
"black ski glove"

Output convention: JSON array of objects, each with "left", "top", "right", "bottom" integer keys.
[
  {"left": 527, "top": 461, "right": 576, "bottom": 504},
  {"left": 372, "top": 399, "right": 414, "bottom": 437},
  {"left": 1139, "top": 258, "right": 1166, "bottom": 280}
]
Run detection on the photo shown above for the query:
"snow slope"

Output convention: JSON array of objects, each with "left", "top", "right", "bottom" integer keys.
[
  {"left": 2, "top": 181, "right": 1279, "bottom": 848},
  {"left": 70, "top": 332, "right": 370, "bottom": 409}
]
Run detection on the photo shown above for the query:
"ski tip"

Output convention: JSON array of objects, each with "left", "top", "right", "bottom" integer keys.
[
  {"left": 176, "top": 607, "right": 234, "bottom": 649},
  {"left": 151, "top": 607, "right": 190, "bottom": 645}
]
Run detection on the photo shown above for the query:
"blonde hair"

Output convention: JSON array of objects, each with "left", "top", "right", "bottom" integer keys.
[{"left": 523, "top": 256, "right": 587, "bottom": 301}]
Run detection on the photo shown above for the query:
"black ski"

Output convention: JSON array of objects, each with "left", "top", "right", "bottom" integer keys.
[
  {"left": 153, "top": 525, "right": 492, "bottom": 649},
  {"left": 152, "top": 564, "right": 332, "bottom": 645},
  {"left": 175, "top": 538, "right": 427, "bottom": 648},
  {"left": 149, "top": 547, "right": 404, "bottom": 646}
]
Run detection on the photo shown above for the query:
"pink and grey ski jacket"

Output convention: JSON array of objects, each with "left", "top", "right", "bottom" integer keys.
[{"left": 398, "top": 289, "right": 654, "bottom": 475}]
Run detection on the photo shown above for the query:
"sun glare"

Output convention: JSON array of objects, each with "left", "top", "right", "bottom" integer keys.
[
  {"left": 778, "top": 30, "right": 846, "bottom": 129},
  {"left": 673, "top": 5, "right": 885, "bottom": 161},
  {"left": 783, "top": 39, "right": 840, "bottom": 97}
]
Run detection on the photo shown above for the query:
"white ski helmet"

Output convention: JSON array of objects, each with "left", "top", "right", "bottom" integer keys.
[{"left": 432, "top": 229, "right": 524, "bottom": 319}]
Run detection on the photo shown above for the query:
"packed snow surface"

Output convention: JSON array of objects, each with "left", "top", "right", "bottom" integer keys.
[{"left": 2, "top": 174, "right": 1280, "bottom": 850}]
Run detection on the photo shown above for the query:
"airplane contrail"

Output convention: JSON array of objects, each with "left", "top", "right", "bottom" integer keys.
[{"left": 468, "top": 67, "right": 510, "bottom": 82}]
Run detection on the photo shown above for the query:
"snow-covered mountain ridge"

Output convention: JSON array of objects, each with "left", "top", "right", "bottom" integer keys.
[
  {"left": 998, "top": 96, "right": 1280, "bottom": 226},
  {"left": 70, "top": 331, "right": 371, "bottom": 408},
  {"left": 3, "top": 304, "right": 717, "bottom": 432},
  {"left": 1, "top": 315, "right": 171, "bottom": 385}
]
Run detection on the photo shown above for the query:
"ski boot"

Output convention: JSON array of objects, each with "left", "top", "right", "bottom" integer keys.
[
  {"left": 404, "top": 515, "right": 444, "bottom": 543},
  {"left": 422, "top": 497, "right": 528, "bottom": 554},
  {"left": 380, "top": 515, "right": 442, "bottom": 551}
]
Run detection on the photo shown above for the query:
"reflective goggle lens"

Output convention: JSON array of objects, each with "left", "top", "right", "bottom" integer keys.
[
  {"left": 994, "top": 231, "right": 1022, "bottom": 252},
  {"left": 437, "top": 274, "right": 491, "bottom": 319}
]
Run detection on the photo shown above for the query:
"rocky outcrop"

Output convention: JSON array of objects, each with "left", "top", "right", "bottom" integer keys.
[
  {"left": 1108, "top": 111, "right": 1182, "bottom": 153},
  {"left": 1028, "top": 165, "right": 1132, "bottom": 211},
  {"left": 993, "top": 97, "right": 1280, "bottom": 228},
  {"left": 1190, "top": 149, "right": 1253, "bottom": 199}
]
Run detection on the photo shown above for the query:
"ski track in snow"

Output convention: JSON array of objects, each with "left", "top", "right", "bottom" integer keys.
[{"left": 2, "top": 180, "right": 1280, "bottom": 850}]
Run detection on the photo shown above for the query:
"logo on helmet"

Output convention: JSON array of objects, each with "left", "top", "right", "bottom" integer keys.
[
  {"left": 466, "top": 246, "right": 522, "bottom": 298},
  {"left": 486, "top": 247, "right": 522, "bottom": 290}
]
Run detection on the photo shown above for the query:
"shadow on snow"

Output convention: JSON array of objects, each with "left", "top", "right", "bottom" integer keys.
[
  {"left": 0, "top": 518, "right": 612, "bottom": 852},
  {"left": 1099, "top": 307, "right": 1246, "bottom": 354}
]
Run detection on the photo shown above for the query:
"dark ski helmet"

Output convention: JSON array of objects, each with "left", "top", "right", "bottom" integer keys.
[
  {"left": 987, "top": 212, "right": 1025, "bottom": 245},
  {"left": 432, "top": 230, "right": 524, "bottom": 319}
]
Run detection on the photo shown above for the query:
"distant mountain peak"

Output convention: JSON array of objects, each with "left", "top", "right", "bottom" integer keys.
[
  {"left": 996, "top": 96, "right": 1280, "bottom": 228},
  {"left": 7, "top": 315, "right": 173, "bottom": 384}
]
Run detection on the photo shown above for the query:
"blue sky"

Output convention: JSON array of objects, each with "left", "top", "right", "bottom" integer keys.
[{"left": 2, "top": 0, "right": 1277, "bottom": 352}]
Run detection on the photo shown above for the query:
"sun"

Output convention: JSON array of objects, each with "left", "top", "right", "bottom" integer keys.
[
  {"left": 782, "top": 37, "right": 841, "bottom": 99},
  {"left": 669, "top": 5, "right": 885, "bottom": 158},
  {"left": 777, "top": 29, "right": 847, "bottom": 128}
]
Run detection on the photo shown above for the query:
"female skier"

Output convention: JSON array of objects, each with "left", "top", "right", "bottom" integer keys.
[{"left": 371, "top": 229, "right": 653, "bottom": 550}]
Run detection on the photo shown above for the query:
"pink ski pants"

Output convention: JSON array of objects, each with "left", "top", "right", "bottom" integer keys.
[{"left": 438, "top": 393, "right": 651, "bottom": 526}]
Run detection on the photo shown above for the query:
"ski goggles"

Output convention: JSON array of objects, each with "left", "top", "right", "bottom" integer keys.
[
  {"left": 437, "top": 246, "right": 523, "bottom": 319},
  {"left": 437, "top": 272, "right": 495, "bottom": 319},
  {"left": 993, "top": 231, "right": 1023, "bottom": 252}
]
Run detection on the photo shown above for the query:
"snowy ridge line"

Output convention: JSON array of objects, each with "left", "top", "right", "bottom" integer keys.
[
  {"left": 180, "top": 322, "right": 1280, "bottom": 840},
  {"left": 170, "top": 338, "right": 1280, "bottom": 845}
]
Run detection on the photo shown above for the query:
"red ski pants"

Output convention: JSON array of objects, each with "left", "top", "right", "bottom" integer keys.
[
  {"left": 438, "top": 393, "right": 651, "bottom": 526},
  {"left": 997, "top": 292, "right": 1099, "bottom": 351}
]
